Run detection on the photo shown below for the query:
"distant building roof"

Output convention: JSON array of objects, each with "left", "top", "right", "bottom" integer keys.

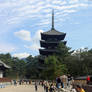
[{"left": 0, "top": 60, "right": 10, "bottom": 69}]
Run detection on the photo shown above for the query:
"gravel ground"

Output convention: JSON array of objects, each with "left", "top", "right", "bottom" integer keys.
[{"left": 0, "top": 85, "right": 44, "bottom": 92}]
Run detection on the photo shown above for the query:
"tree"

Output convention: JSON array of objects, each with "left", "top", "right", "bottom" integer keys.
[
  {"left": 43, "top": 55, "right": 67, "bottom": 80},
  {"left": 25, "top": 55, "right": 40, "bottom": 79}
]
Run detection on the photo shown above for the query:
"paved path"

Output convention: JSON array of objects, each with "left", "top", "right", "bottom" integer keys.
[{"left": 0, "top": 85, "right": 44, "bottom": 92}]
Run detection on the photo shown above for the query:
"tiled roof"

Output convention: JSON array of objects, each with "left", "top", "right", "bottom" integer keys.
[
  {"left": 42, "top": 28, "right": 66, "bottom": 35},
  {"left": 0, "top": 60, "right": 10, "bottom": 68}
]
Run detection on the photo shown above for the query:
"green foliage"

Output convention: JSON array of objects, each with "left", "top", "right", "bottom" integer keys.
[
  {"left": 64, "top": 49, "right": 92, "bottom": 77},
  {"left": 1, "top": 46, "right": 92, "bottom": 80},
  {"left": 25, "top": 55, "right": 40, "bottom": 79},
  {"left": 43, "top": 55, "right": 67, "bottom": 80},
  {"left": 57, "top": 43, "right": 71, "bottom": 57},
  {"left": 0, "top": 54, "right": 26, "bottom": 79}
]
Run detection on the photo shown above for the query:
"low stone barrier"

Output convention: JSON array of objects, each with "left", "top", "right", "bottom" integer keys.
[
  {"left": 0, "top": 78, "right": 11, "bottom": 88},
  {"left": 82, "top": 85, "right": 92, "bottom": 92}
]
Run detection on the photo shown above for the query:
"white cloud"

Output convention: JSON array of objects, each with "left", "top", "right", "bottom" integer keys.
[
  {"left": 13, "top": 52, "right": 30, "bottom": 59},
  {"left": 7, "top": 17, "right": 22, "bottom": 24},
  {"left": 79, "top": 3, "right": 88, "bottom": 7},
  {"left": 63, "top": 9, "right": 77, "bottom": 13},
  {"left": 52, "top": 1, "right": 67, "bottom": 5},
  {"left": 24, "top": 29, "right": 44, "bottom": 52},
  {"left": 0, "top": 0, "right": 90, "bottom": 27},
  {"left": 69, "top": 0, "right": 79, "bottom": 4},
  {"left": 37, "top": 20, "right": 50, "bottom": 26},
  {"left": 33, "top": 30, "right": 44, "bottom": 42},
  {"left": 55, "top": 3, "right": 88, "bottom": 11},
  {"left": 0, "top": 43, "right": 16, "bottom": 53},
  {"left": 14, "top": 29, "right": 43, "bottom": 53},
  {"left": 8, "top": 2, "right": 86, "bottom": 25},
  {"left": 14, "top": 30, "right": 31, "bottom": 41},
  {"left": 43, "top": 9, "right": 51, "bottom": 13},
  {"left": 25, "top": 44, "right": 40, "bottom": 51}
]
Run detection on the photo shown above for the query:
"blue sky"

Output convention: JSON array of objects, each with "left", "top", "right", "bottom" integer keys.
[{"left": 0, "top": 0, "right": 92, "bottom": 58}]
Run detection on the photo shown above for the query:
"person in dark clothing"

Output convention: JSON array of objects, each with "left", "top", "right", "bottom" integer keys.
[
  {"left": 56, "top": 77, "right": 61, "bottom": 88},
  {"left": 19, "top": 80, "right": 22, "bottom": 85},
  {"left": 45, "top": 81, "right": 49, "bottom": 92},
  {"left": 13, "top": 80, "right": 17, "bottom": 86},
  {"left": 67, "top": 74, "right": 71, "bottom": 86},
  {"left": 49, "top": 84, "right": 54, "bottom": 92},
  {"left": 44, "top": 84, "right": 46, "bottom": 90},
  {"left": 41, "top": 81, "right": 44, "bottom": 87},
  {"left": 46, "top": 86, "right": 48, "bottom": 92},
  {"left": 61, "top": 81, "right": 64, "bottom": 88},
  {"left": 35, "top": 81, "right": 38, "bottom": 91},
  {"left": 68, "top": 74, "right": 71, "bottom": 81}
]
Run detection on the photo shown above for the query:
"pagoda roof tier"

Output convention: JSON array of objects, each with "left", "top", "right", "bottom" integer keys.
[
  {"left": 41, "top": 32, "right": 66, "bottom": 41},
  {"left": 42, "top": 28, "right": 66, "bottom": 35},
  {"left": 40, "top": 40, "right": 67, "bottom": 48},
  {"left": 39, "top": 49, "right": 59, "bottom": 55}
]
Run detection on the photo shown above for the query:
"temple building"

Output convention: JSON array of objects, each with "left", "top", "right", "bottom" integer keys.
[
  {"left": 39, "top": 10, "right": 67, "bottom": 59},
  {"left": 0, "top": 60, "right": 10, "bottom": 78}
]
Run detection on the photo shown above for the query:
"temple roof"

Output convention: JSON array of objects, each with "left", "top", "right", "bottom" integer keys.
[
  {"left": 41, "top": 32, "right": 66, "bottom": 41},
  {"left": 0, "top": 60, "right": 10, "bottom": 69},
  {"left": 39, "top": 49, "right": 59, "bottom": 56},
  {"left": 42, "top": 28, "right": 66, "bottom": 36}
]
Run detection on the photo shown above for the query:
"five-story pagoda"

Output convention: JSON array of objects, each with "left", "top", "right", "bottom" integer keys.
[{"left": 39, "top": 10, "right": 66, "bottom": 60}]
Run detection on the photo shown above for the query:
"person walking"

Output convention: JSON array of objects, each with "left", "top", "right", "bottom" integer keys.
[
  {"left": 41, "top": 81, "right": 44, "bottom": 87},
  {"left": 45, "top": 81, "right": 49, "bottom": 92},
  {"left": 13, "top": 80, "right": 17, "bottom": 86},
  {"left": 49, "top": 83, "right": 54, "bottom": 92},
  {"left": 43, "top": 81, "right": 46, "bottom": 90},
  {"left": 86, "top": 75, "right": 90, "bottom": 84},
  {"left": 56, "top": 76, "right": 61, "bottom": 88},
  {"left": 67, "top": 74, "right": 72, "bottom": 86},
  {"left": 35, "top": 81, "right": 38, "bottom": 91}
]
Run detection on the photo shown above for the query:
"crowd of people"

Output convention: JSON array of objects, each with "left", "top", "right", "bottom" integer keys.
[
  {"left": 34, "top": 75, "right": 85, "bottom": 92},
  {"left": 12, "top": 79, "right": 31, "bottom": 85},
  {"left": 35, "top": 80, "right": 56, "bottom": 92},
  {"left": 11, "top": 75, "right": 86, "bottom": 92}
]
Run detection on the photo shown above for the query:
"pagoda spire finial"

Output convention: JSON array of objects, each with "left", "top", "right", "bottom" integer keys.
[{"left": 52, "top": 9, "right": 54, "bottom": 30}]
